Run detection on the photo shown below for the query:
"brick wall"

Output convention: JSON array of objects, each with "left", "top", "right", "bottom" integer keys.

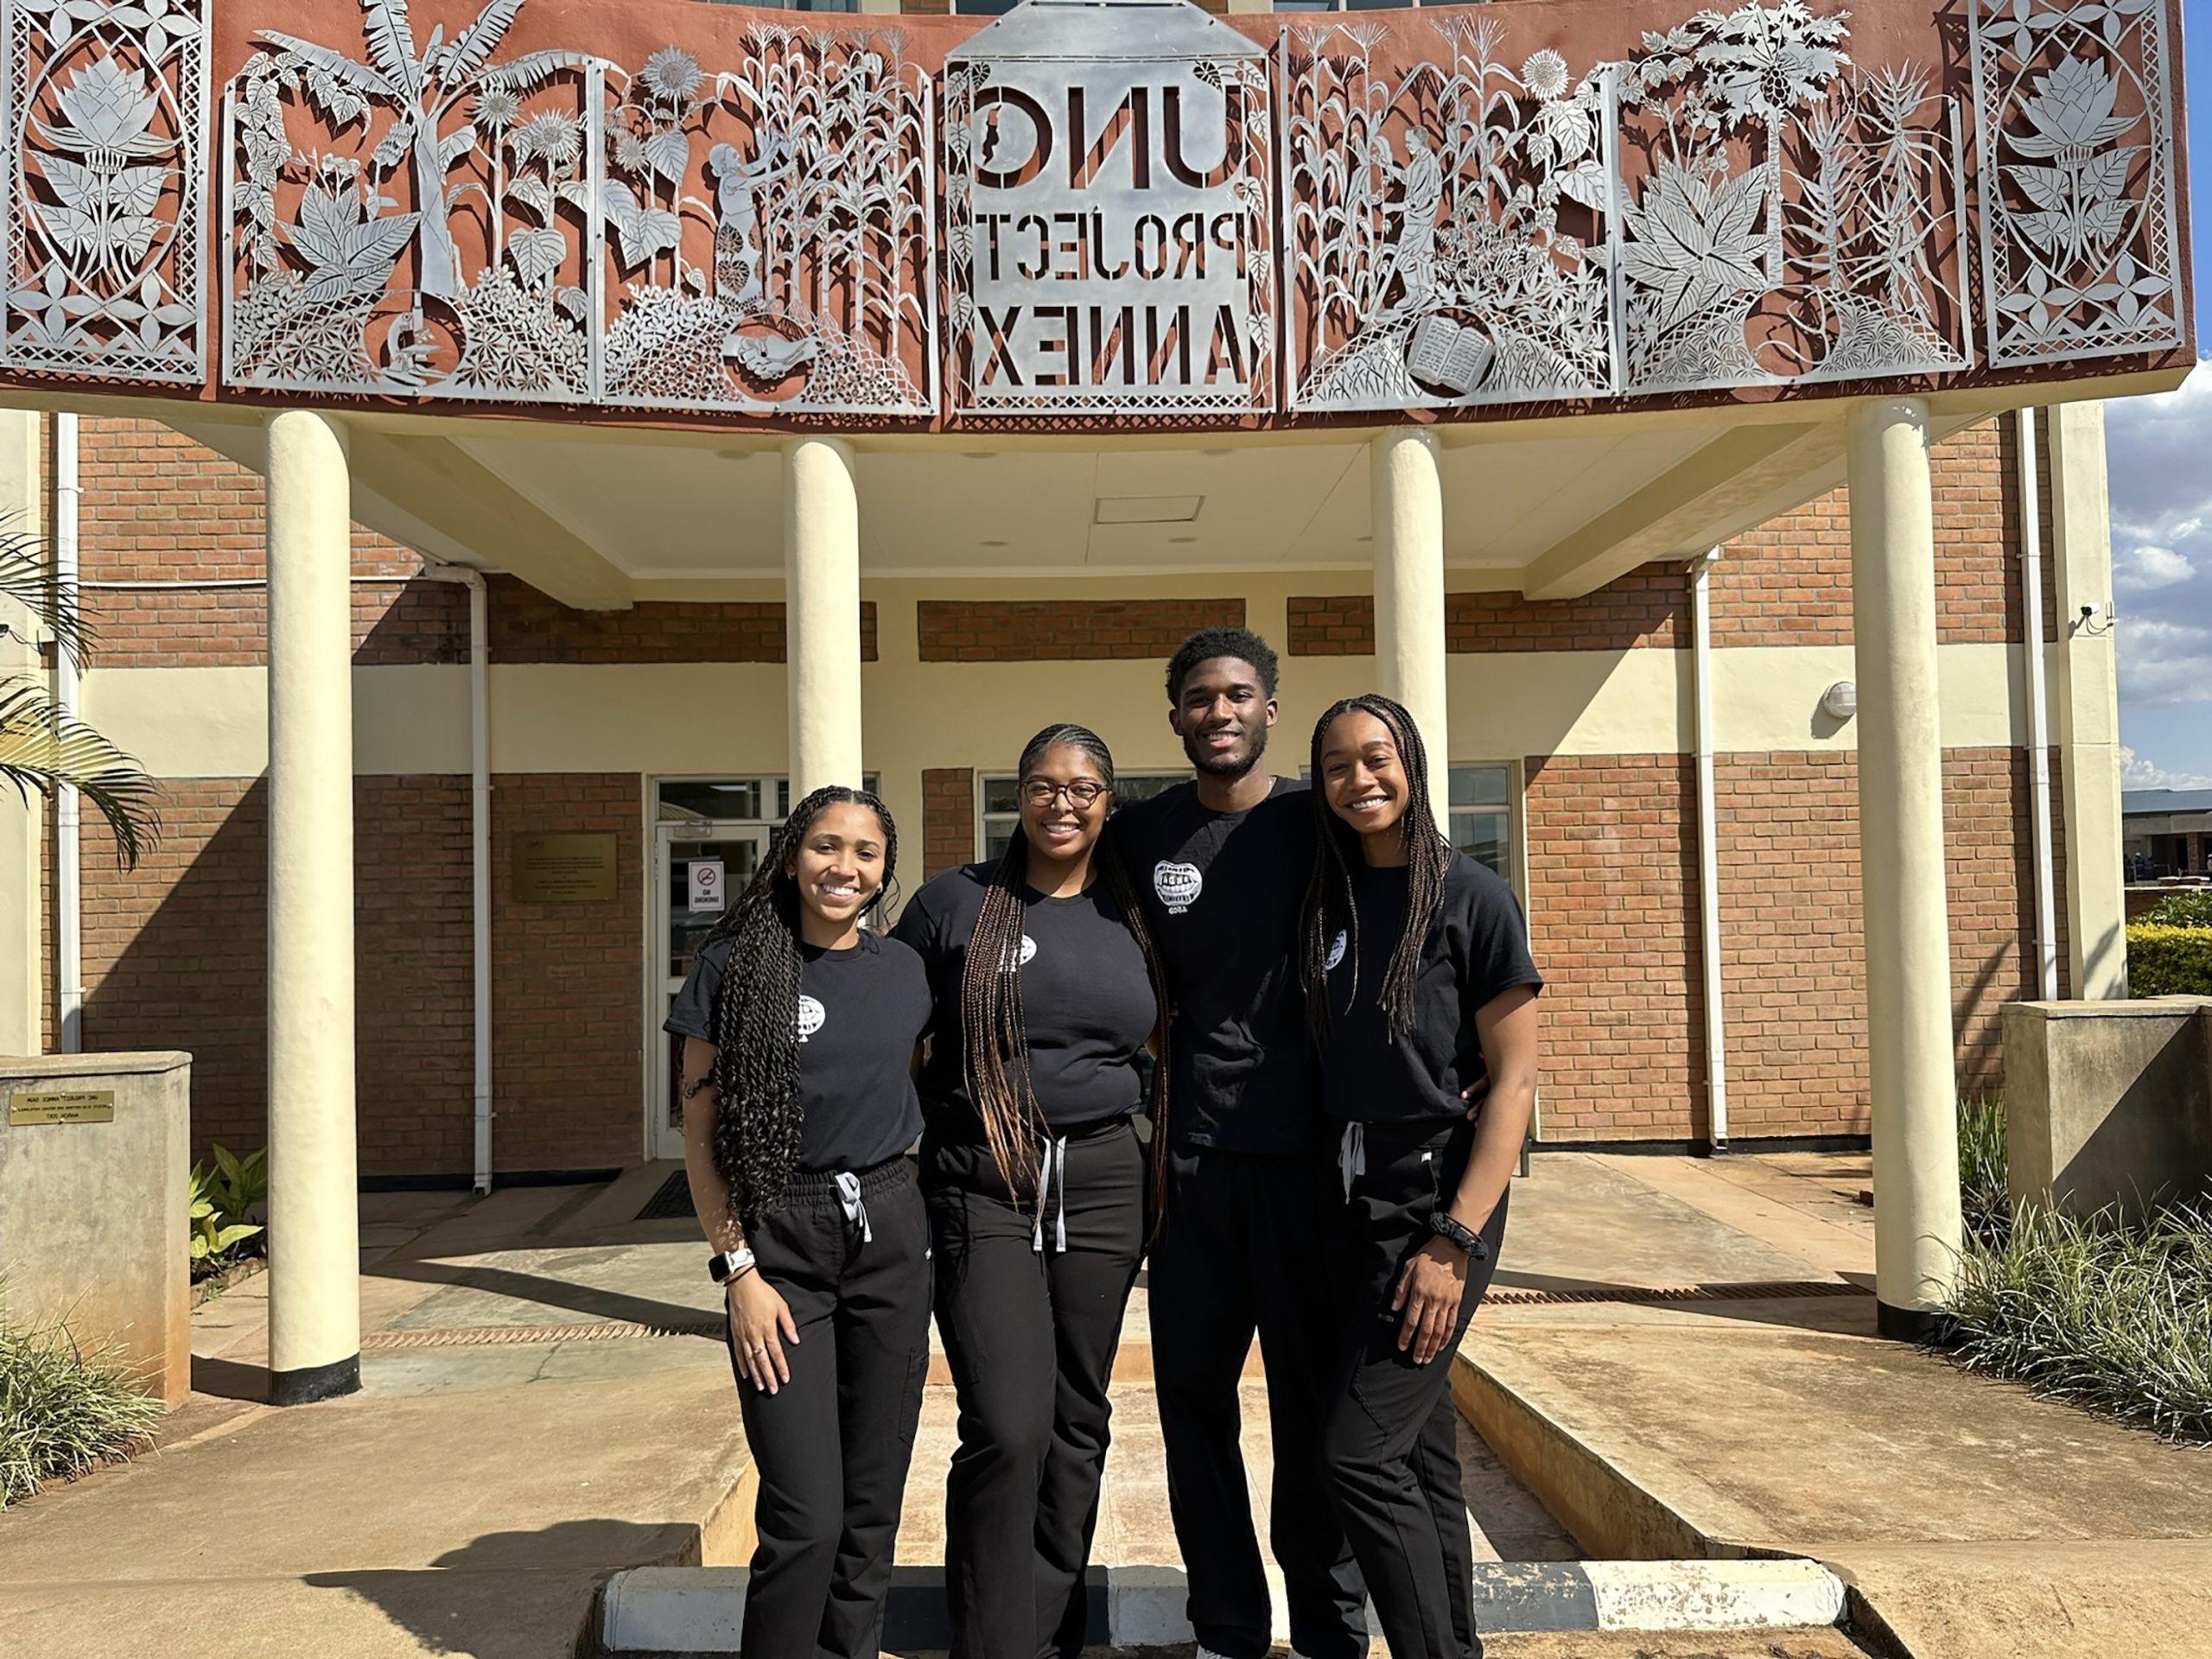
[
  {"left": 76, "top": 416, "right": 468, "bottom": 668},
  {"left": 489, "top": 576, "right": 878, "bottom": 664},
  {"left": 490, "top": 772, "right": 643, "bottom": 1173},
  {"left": 922, "top": 767, "right": 976, "bottom": 878},
  {"left": 1288, "top": 574, "right": 1684, "bottom": 655},
  {"left": 917, "top": 598, "right": 1245, "bottom": 662},
  {"left": 62, "top": 777, "right": 477, "bottom": 1173},
  {"left": 1522, "top": 753, "right": 1707, "bottom": 1141}
]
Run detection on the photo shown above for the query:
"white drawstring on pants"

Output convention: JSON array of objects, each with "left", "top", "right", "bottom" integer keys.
[
  {"left": 834, "top": 1170, "right": 873, "bottom": 1244},
  {"left": 1032, "top": 1135, "right": 1069, "bottom": 1254},
  {"left": 1338, "top": 1121, "right": 1366, "bottom": 1199}
]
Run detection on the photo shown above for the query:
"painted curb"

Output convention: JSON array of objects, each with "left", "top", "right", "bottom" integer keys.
[{"left": 594, "top": 1558, "right": 1847, "bottom": 1654}]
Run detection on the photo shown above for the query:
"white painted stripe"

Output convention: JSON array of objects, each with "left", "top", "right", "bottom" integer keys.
[{"left": 1586, "top": 1558, "right": 1846, "bottom": 1631}]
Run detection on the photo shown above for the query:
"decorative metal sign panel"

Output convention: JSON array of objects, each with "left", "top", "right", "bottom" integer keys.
[
  {"left": 1283, "top": 17, "right": 1619, "bottom": 413},
  {"left": 3, "top": 0, "right": 208, "bottom": 382},
  {"left": 944, "top": 0, "right": 1275, "bottom": 418},
  {"left": 597, "top": 28, "right": 935, "bottom": 416},
  {"left": 1968, "top": 0, "right": 2183, "bottom": 367},
  {"left": 1611, "top": 0, "right": 1972, "bottom": 397}
]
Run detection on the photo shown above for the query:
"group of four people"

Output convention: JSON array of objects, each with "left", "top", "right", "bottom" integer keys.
[{"left": 667, "top": 626, "right": 1543, "bottom": 1659}]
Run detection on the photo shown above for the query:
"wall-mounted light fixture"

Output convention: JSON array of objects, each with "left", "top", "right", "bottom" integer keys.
[{"left": 1821, "top": 680, "right": 1858, "bottom": 722}]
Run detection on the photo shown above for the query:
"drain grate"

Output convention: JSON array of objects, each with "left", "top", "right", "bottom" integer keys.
[
  {"left": 635, "top": 1169, "right": 693, "bottom": 1222},
  {"left": 1490, "top": 1279, "right": 1866, "bottom": 1306}
]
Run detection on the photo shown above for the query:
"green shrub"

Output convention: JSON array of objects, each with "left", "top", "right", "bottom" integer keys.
[
  {"left": 0, "top": 1313, "right": 162, "bottom": 1507},
  {"left": 2126, "top": 924, "right": 2212, "bottom": 995},
  {"left": 1947, "top": 1198, "right": 2212, "bottom": 1442},
  {"left": 2140, "top": 889, "right": 2212, "bottom": 930},
  {"left": 188, "top": 1144, "right": 265, "bottom": 1271},
  {"left": 1958, "top": 1095, "right": 2009, "bottom": 1247}
]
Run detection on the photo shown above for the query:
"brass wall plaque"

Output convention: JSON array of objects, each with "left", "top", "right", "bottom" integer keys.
[
  {"left": 514, "top": 833, "right": 619, "bottom": 903},
  {"left": 9, "top": 1089, "right": 116, "bottom": 1126}
]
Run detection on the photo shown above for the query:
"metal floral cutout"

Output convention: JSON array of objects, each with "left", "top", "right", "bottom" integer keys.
[
  {"left": 1613, "top": 0, "right": 1971, "bottom": 394},
  {"left": 1282, "top": 17, "right": 1618, "bottom": 413},
  {"left": 1969, "top": 0, "right": 2182, "bottom": 365},
  {"left": 223, "top": 0, "right": 594, "bottom": 397},
  {"left": 3, "top": 0, "right": 207, "bottom": 381},
  {"left": 598, "top": 28, "right": 935, "bottom": 416}
]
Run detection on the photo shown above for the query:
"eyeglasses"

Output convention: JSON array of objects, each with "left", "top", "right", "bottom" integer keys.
[{"left": 1020, "top": 779, "right": 1109, "bottom": 809}]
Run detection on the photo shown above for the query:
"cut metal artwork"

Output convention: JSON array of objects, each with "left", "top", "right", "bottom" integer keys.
[
  {"left": 598, "top": 28, "right": 934, "bottom": 416},
  {"left": 1611, "top": 0, "right": 1972, "bottom": 395},
  {"left": 944, "top": 0, "right": 1277, "bottom": 417},
  {"left": 3, "top": 0, "right": 208, "bottom": 381},
  {"left": 1968, "top": 0, "right": 2182, "bottom": 366},
  {"left": 1283, "top": 17, "right": 1619, "bottom": 413},
  {"left": 223, "top": 0, "right": 596, "bottom": 398}
]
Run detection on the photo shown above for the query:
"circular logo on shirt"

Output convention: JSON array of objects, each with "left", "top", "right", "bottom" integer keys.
[
  {"left": 1154, "top": 861, "right": 1203, "bottom": 913},
  {"left": 1325, "top": 930, "right": 1348, "bottom": 971},
  {"left": 795, "top": 995, "right": 826, "bottom": 1043},
  {"left": 1019, "top": 934, "right": 1038, "bottom": 966}
]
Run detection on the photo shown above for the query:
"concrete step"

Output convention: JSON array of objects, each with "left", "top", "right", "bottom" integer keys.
[{"left": 593, "top": 1558, "right": 1851, "bottom": 1655}]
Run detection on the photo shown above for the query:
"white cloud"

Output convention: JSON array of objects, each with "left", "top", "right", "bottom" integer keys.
[
  {"left": 2116, "top": 616, "right": 2212, "bottom": 705},
  {"left": 2115, "top": 543, "right": 2196, "bottom": 590},
  {"left": 2121, "top": 746, "right": 2212, "bottom": 791}
]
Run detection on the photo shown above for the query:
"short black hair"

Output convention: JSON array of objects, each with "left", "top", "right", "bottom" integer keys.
[{"left": 1166, "top": 626, "right": 1280, "bottom": 702}]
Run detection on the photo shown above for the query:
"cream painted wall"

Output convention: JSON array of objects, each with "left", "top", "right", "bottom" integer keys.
[{"left": 82, "top": 639, "right": 2039, "bottom": 780}]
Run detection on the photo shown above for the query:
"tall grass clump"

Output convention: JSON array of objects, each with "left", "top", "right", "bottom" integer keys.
[
  {"left": 1947, "top": 1198, "right": 2212, "bottom": 1441},
  {"left": 0, "top": 1313, "right": 162, "bottom": 1507},
  {"left": 1957, "top": 1093, "right": 2010, "bottom": 1247}
]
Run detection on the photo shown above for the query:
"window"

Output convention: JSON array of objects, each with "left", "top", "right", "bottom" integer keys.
[
  {"left": 981, "top": 772, "right": 1185, "bottom": 861},
  {"left": 1448, "top": 764, "right": 1516, "bottom": 885},
  {"left": 657, "top": 776, "right": 882, "bottom": 827}
]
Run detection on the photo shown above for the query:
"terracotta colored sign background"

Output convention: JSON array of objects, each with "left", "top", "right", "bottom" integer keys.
[{"left": 0, "top": 0, "right": 2192, "bottom": 432}]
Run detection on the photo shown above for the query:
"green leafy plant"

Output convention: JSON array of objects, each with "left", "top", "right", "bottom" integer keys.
[
  {"left": 0, "top": 1301, "right": 162, "bottom": 1507},
  {"left": 2139, "top": 889, "right": 2212, "bottom": 931},
  {"left": 1957, "top": 1094, "right": 2010, "bottom": 1248},
  {"left": 2126, "top": 923, "right": 2212, "bottom": 995},
  {"left": 188, "top": 1145, "right": 266, "bottom": 1268}
]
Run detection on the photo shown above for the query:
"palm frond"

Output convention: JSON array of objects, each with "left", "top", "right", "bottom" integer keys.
[
  {"left": 0, "top": 519, "right": 88, "bottom": 665},
  {"left": 446, "top": 0, "right": 525, "bottom": 86},
  {"left": 356, "top": 0, "right": 423, "bottom": 97},
  {"left": 0, "top": 679, "right": 161, "bottom": 868},
  {"left": 257, "top": 31, "right": 397, "bottom": 100}
]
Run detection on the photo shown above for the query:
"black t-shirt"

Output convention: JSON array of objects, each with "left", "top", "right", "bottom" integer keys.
[
  {"left": 662, "top": 931, "right": 930, "bottom": 1172},
  {"left": 1109, "top": 777, "right": 1319, "bottom": 1154},
  {"left": 890, "top": 863, "right": 1157, "bottom": 1135},
  {"left": 1319, "top": 850, "right": 1543, "bottom": 1123}
]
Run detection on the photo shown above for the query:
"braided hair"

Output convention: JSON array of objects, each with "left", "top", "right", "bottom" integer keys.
[
  {"left": 1299, "top": 694, "right": 1453, "bottom": 1049},
  {"left": 701, "top": 785, "right": 899, "bottom": 1227},
  {"left": 959, "top": 724, "right": 1173, "bottom": 1224}
]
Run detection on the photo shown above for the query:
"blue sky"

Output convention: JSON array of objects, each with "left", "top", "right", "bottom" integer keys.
[{"left": 2103, "top": 18, "right": 2211, "bottom": 790}]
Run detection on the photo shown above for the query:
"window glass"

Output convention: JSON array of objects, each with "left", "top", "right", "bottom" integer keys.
[{"left": 1447, "top": 765, "right": 1515, "bottom": 882}]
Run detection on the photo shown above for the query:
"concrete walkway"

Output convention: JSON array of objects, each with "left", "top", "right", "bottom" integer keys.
[{"left": 1459, "top": 1149, "right": 2212, "bottom": 1659}]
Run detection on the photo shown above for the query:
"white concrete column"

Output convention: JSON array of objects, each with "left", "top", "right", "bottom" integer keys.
[
  {"left": 783, "top": 435, "right": 863, "bottom": 802},
  {"left": 1371, "top": 426, "right": 1449, "bottom": 829},
  {"left": 264, "top": 410, "right": 361, "bottom": 1403},
  {"left": 2045, "top": 402, "right": 2128, "bottom": 999},
  {"left": 0, "top": 411, "right": 42, "bottom": 1056},
  {"left": 1847, "top": 397, "right": 1963, "bottom": 1338}
]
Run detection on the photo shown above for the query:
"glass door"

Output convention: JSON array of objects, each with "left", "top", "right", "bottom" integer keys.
[{"left": 652, "top": 820, "right": 771, "bottom": 1160}]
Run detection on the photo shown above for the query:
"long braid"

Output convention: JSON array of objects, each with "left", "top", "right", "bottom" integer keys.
[
  {"left": 702, "top": 784, "right": 899, "bottom": 1227},
  {"left": 1300, "top": 695, "right": 1452, "bottom": 1048}
]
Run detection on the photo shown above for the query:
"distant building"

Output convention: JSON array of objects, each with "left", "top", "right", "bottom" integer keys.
[{"left": 2124, "top": 791, "right": 2212, "bottom": 883}]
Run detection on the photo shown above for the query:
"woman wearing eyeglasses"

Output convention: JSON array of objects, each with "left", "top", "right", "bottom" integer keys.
[{"left": 891, "top": 724, "right": 1169, "bottom": 1659}]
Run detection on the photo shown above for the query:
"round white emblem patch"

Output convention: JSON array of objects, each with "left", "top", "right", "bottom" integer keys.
[
  {"left": 1325, "top": 930, "right": 1349, "bottom": 971},
  {"left": 1018, "top": 934, "right": 1039, "bottom": 966},
  {"left": 1154, "top": 861, "right": 1203, "bottom": 912},
  {"left": 796, "top": 995, "right": 826, "bottom": 1042}
]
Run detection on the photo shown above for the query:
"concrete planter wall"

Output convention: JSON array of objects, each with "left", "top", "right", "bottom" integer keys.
[{"left": 0, "top": 1052, "right": 192, "bottom": 1404}]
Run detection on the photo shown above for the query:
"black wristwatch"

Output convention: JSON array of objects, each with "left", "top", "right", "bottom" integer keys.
[
  {"left": 707, "top": 1247, "right": 757, "bottom": 1284},
  {"left": 1428, "top": 1211, "right": 1487, "bottom": 1261}
]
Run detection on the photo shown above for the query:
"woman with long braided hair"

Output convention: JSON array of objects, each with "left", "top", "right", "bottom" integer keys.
[
  {"left": 664, "top": 785, "right": 933, "bottom": 1659},
  {"left": 1298, "top": 695, "right": 1542, "bottom": 1659},
  {"left": 891, "top": 723, "right": 1168, "bottom": 1659}
]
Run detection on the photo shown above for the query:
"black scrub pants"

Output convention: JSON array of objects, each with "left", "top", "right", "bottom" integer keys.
[
  {"left": 728, "top": 1158, "right": 931, "bottom": 1659},
  {"left": 1319, "top": 1118, "right": 1508, "bottom": 1659},
  {"left": 1148, "top": 1141, "right": 1369, "bottom": 1659},
  {"left": 925, "top": 1116, "right": 1147, "bottom": 1659}
]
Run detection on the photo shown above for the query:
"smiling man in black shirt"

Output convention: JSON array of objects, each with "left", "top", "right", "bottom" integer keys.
[{"left": 1109, "top": 628, "right": 1367, "bottom": 1659}]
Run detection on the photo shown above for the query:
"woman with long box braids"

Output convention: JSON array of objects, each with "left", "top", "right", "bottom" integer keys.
[
  {"left": 664, "top": 785, "right": 933, "bottom": 1659},
  {"left": 1300, "top": 696, "right": 1542, "bottom": 1659},
  {"left": 891, "top": 724, "right": 1170, "bottom": 1659}
]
